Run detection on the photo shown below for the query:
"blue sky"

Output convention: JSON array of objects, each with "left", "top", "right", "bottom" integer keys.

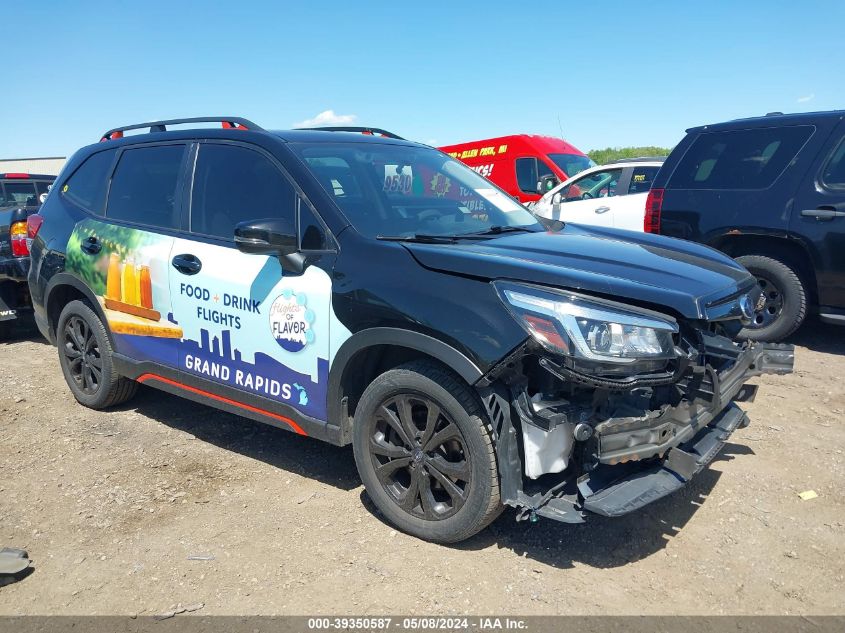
[{"left": 3, "top": 0, "right": 843, "bottom": 158}]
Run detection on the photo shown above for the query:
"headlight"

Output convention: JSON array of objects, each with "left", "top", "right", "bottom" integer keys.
[{"left": 494, "top": 281, "right": 678, "bottom": 376}]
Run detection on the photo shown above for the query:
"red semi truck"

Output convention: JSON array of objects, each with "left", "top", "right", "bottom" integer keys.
[{"left": 439, "top": 134, "right": 594, "bottom": 204}]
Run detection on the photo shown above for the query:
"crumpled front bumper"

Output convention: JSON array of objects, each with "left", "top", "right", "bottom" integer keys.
[
  {"left": 481, "top": 340, "right": 795, "bottom": 524},
  {"left": 578, "top": 341, "right": 794, "bottom": 518}
]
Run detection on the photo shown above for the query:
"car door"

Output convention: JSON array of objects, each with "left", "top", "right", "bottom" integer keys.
[
  {"left": 613, "top": 165, "right": 661, "bottom": 232},
  {"left": 790, "top": 121, "right": 845, "bottom": 312},
  {"left": 547, "top": 167, "right": 623, "bottom": 227},
  {"left": 65, "top": 143, "right": 188, "bottom": 369},
  {"left": 168, "top": 141, "right": 335, "bottom": 422}
]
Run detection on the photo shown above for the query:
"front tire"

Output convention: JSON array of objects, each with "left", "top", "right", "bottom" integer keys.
[
  {"left": 736, "top": 255, "right": 807, "bottom": 342},
  {"left": 352, "top": 361, "right": 502, "bottom": 543},
  {"left": 56, "top": 300, "right": 138, "bottom": 409}
]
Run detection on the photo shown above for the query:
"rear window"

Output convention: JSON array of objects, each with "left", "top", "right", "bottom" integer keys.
[
  {"left": 669, "top": 125, "right": 814, "bottom": 190},
  {"left": 1, "top": 181, "right": 37, "bottom": 210}
]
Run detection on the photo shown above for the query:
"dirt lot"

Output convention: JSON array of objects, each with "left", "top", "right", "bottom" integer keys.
[{"left": 1, "top": 320, "right": 843, "bottom": 616}]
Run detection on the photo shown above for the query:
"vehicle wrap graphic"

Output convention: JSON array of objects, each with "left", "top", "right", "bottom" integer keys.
[{"left": 66, "top": 219, "right": 350, "bottom": 422}]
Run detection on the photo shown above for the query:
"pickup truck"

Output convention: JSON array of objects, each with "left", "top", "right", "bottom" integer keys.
[{"left": 0, "top": 173, "right": 55, "bottom": 333}]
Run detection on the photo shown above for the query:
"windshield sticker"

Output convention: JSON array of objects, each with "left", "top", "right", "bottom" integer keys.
[
  {"left": 429, "top": 173, "right": 452, "bottom": 197},
  {"left": 383, "top": 165, "right": 413, "bottom": 194},
  {"left": 476, "top": 188, "right": 522, "bottom": 212}
]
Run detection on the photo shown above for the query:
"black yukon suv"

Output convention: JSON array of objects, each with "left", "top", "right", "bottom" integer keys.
[
  {"left": 647, "top": 110, "right": 845, "bottom": 341},
  {"left": 28, "top": 117, "right": 793, "bottom": 542}
]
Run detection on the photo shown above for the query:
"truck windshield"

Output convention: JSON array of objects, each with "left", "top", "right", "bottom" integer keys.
[
  {"left": 294, "top": 143, "right": 543, "bottom": 238},
  {"left": 548, "top": 153, "right": 595, "bottom": 178}
]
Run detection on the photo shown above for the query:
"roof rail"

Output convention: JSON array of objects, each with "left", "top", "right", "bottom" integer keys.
[
  {"left": 297, "top": 126, "right": 405, "bottom": 140},
  {"left": 100, "top": 117, "right": 262, "bottom": 142}
]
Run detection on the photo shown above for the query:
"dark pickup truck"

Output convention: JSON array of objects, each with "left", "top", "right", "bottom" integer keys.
[{"left": 0, "top": 173, "right": 55, "bottom": 332}]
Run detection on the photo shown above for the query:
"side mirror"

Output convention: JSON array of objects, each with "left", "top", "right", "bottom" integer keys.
[
  {"left": 538, "top": 174, "right": 560, "bottom": 194},
  {"left": 234, "top": 218, "right": 305, "bottom": 273},
  {"left": 38, "top": 193, "right": 48, "bottom": 205},
  {"left": 552, "top": 192, "right": 562, "bottom": 205}
]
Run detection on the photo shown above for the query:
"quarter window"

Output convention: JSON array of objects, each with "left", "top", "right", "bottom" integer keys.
[
  {"left": 627, "top": 166, "right": 661, "bottom": 194},
  {"left": 670, "top": 126, "right": 813, "bottom": 190},
  {"left": 107, "top": 145, "right": 186, "bottom": 229},
  {"left": 62, "top": 149, "right": 117, "bottom": 215},
  {"left": 190, "top": 144, "right": 296, "bottom": 240}
]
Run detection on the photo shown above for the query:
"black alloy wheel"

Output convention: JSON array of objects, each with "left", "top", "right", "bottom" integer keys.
[
  {"left": 368, "top": 394, "right": 471, "bottom": 521},
  {"left": 62, "top": 314, "right": 103, "bottom": 395}
]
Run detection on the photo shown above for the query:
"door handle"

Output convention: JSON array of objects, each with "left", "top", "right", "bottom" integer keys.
[
  {"left": 594, "top": 206, "right": 611, "bottom": 214},
  {"left": 172, "top": 254, "right": 202, "bottom": 275},
  {"left": 801, "top": 208, "right": 845, "bottom": 221},
  {"left": 80, "top": 236, "right": 102, "bottom": 255}
]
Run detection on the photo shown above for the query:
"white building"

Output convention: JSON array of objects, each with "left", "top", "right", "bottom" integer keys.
[{"left": 0, "top": 157, "right": 66, "bottom": 176}]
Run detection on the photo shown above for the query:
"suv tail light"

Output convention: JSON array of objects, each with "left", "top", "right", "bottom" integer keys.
[
  {"left": 11, "top": 213, "right": 45, "bottom": 258},
  {"left": 644, "top": 188, "right": 664, "bottom": 234},
  {"left": 10, "top": 221, "right": 28, "bottom": 256}
]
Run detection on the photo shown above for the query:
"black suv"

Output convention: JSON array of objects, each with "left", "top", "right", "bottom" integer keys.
[
  {"left": 0, "top": 173, "right": 55, "bottom": 332},
  {"left": 28, "top": 117, "right": 793, "bottom": 543},
  {"left": 647, "top": 110, "right": 845, "bottom": 341}
]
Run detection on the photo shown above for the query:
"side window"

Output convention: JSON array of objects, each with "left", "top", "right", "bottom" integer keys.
[
  {"left": 61, "top": 149, "right": 117, "bottom": 215},
  {"left": 515, "top": 158, "right": 539, "bottom": 193},
  {"left": 670, "top": 126, "right": 814, "bottom": 190},
  {"left": 107, "top": 145, "right": 185, "bottom": 229},
  {"left": 627, "top": 166, "right": 661, "bottom": 194},
  {"left": 820, "top": 137, "right": 845, "bottom": 190},
  {"left": 559, "top": 169, "right": 622, "bottom": 201},
  {"left": 190, "top": 144, "right": 296, "bottom": 240}
]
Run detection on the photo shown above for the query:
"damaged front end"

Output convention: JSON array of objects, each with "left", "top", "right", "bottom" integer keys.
[{"left": 479, "top": 282, "right": 794, "bottom": 524}]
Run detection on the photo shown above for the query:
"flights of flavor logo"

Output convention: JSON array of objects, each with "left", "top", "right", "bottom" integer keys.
[{"left": 270, "top": 290, "right": 315, "bottom": 353}]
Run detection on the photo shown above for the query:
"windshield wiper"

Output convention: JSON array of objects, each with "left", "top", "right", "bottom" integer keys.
[
  {"left": 458, "top": 225, "right": 540, "bottom": 237},
  {"left": 376, "top": 233, "right": 461, "bottom": 244}
]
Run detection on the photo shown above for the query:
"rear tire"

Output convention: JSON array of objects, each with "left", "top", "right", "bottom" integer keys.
[
  {"left": 352, "top": 360, "right": 502, "bottom": 543},
  {"left": 56, "top": 300, "right": 138, "bottom": 409},
  {"left": 736, "top": 255, "right": 807, "bottom": 342}
]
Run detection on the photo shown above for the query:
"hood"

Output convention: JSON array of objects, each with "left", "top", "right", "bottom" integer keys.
[{"left": 403, "top": 224, "right": 757, "bottom": 320}]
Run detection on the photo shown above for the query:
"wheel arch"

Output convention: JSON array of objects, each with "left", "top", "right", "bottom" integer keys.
[
  {"left": 328, "top": 328, "right": 484, "bottom": 445},
  {"left": 44, "top": 273, "right": 114, "bottom": 346},
  {"left": 709, "top": 233, "right": 819, "bottom": 306}
]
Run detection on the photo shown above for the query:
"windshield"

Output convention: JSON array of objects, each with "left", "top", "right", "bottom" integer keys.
[
  {"left": 548, "top": 153, "right": 595, "bottom": 178},
  {"left": 293, "top": 143, "right": 542, "bottom": 238}
]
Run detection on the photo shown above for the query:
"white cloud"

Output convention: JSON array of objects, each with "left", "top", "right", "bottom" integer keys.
[
  {"left": 797, "top": 93, "right": 815, "bottom": 103},
  {"left": 293, "top": 109, "right": 357, "bottom": 128}
]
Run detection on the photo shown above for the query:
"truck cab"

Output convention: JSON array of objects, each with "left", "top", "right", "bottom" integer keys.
[{"left": 0, "top": 172, "right": 55, "bottom": 331}]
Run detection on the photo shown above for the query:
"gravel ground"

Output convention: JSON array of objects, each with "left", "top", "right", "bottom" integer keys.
[{"left": 0, "top": 319, "right": 843, "bottom": 615}]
